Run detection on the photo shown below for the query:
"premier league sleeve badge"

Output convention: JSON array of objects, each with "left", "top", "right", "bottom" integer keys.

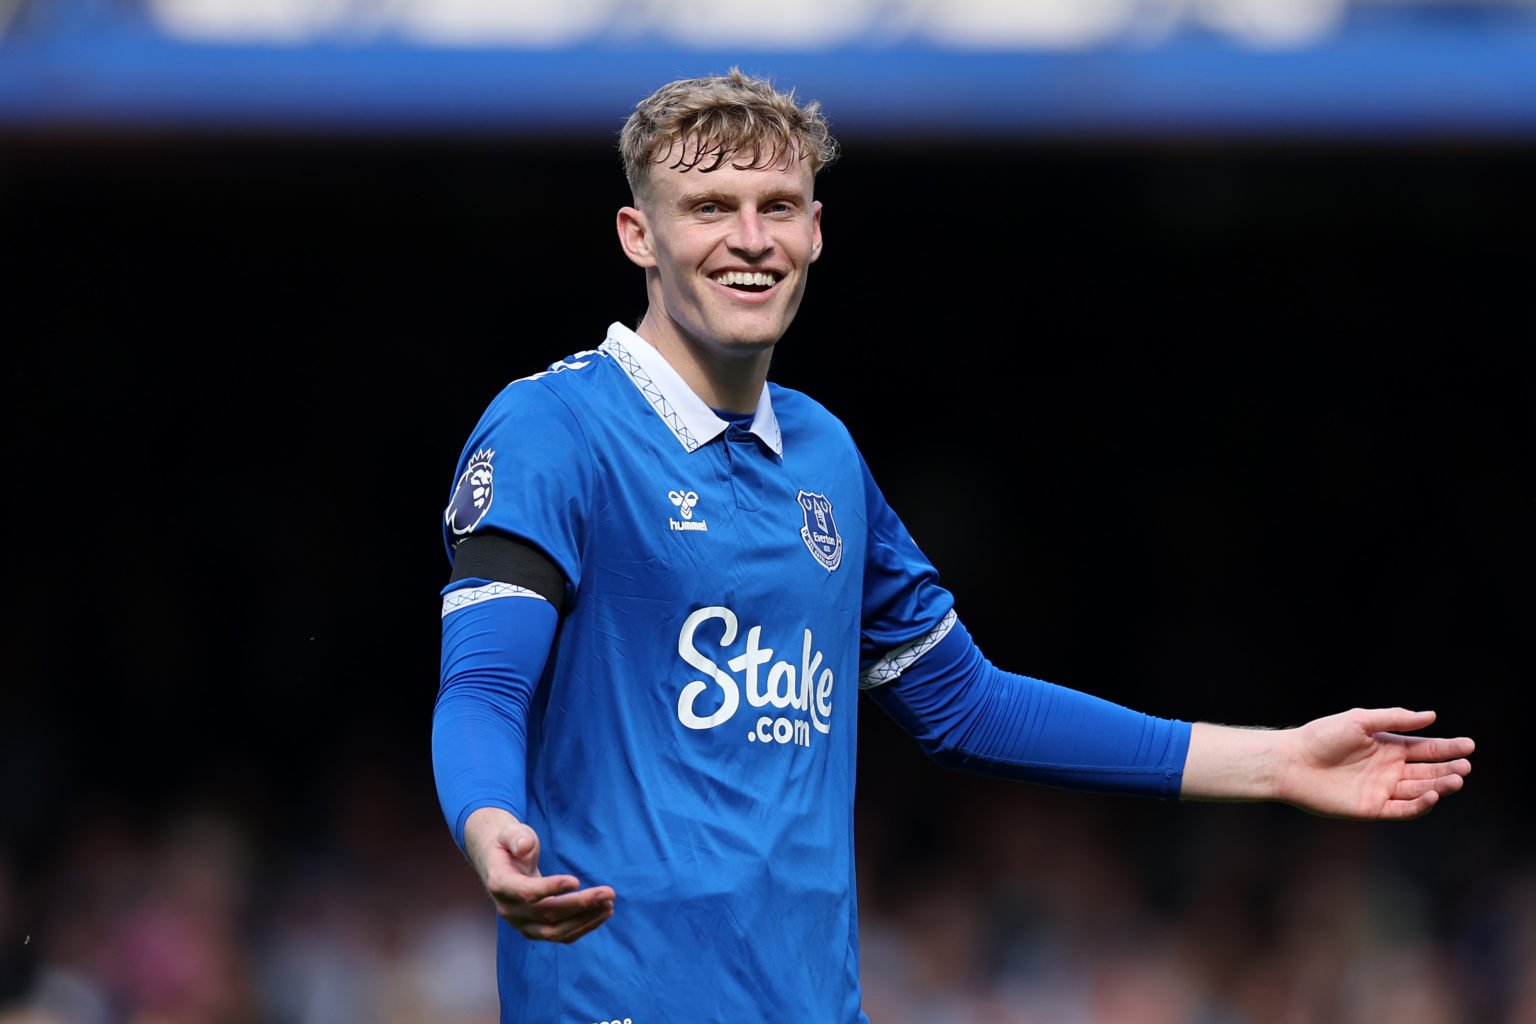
[{"left": 445, "top": 448, "right": 496, "bottom": 536}]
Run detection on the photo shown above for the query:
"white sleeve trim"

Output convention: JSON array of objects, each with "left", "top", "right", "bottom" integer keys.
[
  {"left": 859, "top": 608, "right": 958, "bottom": 690},
  {"left": 441, "top": 582, "right": 548, "bottom": 619}
]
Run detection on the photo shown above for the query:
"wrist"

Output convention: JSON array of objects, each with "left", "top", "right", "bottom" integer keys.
[{"left": 1181, "top": 722, "right": 1289, "bottom": 802}]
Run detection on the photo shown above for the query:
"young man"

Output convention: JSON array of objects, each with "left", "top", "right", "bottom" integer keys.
[{"left": 432, "top": 69, "right": 1475, "bottom": 1023}]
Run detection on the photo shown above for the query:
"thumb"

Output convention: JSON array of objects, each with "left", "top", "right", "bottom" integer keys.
[
  {"left": 1356, "top": 707, "right": 1436, "bottom": 735},
  {"left": 505, "top": 822, "right": 542, "bottom": 875}
]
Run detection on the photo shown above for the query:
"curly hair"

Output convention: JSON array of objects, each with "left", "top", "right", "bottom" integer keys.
[{"left": 619, "top": 67, "right": 840, "bottom": 204}]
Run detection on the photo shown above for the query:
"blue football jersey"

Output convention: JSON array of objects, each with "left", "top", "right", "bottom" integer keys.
[{"left": 441, "top": 323, "right": 955, "bottom": 1024}]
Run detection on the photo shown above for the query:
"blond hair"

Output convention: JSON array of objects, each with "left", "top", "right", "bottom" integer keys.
[{"left": 619, "top": 67, "right": 839, "bottom": 204}]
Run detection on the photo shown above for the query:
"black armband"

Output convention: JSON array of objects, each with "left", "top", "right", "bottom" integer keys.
[{"left": 449, "top": 531, "right": 568, "bottom": 614}]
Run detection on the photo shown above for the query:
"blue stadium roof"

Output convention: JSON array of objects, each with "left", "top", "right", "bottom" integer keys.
[{"left": 4, "top": 2, "right": 1536, "bottom": 138}]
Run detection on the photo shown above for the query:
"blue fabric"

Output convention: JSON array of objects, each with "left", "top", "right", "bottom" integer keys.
[
  {"left": 867, "top": 617, "right": 1191, "bottom": 798},
  {"left": 433, "top": 580, "right": 559, "bottom": 851},
  {"left": 441, "top": 352, "right": 597, "bottom": 590}
]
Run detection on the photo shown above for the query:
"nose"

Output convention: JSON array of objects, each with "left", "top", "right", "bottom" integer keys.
[{"left": 728, "top": 207, "right": 772, "bottom": 257}]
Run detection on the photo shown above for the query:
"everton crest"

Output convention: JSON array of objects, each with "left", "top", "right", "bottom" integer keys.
[
  {"left": 796, "top": 490, "right": 842, "bottom": 572},
  {"left": 445, "top": 448, "right": 496, "bottom": 536}
]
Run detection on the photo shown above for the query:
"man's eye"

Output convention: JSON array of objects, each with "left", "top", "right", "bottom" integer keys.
[{"left": 697, "top": 203, "right": 720, "bottom": 215}]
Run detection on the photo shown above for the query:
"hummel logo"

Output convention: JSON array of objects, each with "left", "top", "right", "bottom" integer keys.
[
  {"left": 668, "top": 490, "right": 708, "bottom": 533},
  {"left": 668, "top": 490, "right": 699, "bottom": 520}
]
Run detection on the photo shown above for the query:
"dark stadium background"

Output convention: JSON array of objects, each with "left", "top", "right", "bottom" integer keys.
[{"left": 2, "top": 29, "right": 1533, "bottom": 1020}]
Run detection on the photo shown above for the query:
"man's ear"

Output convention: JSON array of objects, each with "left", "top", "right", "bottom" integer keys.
[
  {"left": 617, "top": 206, "right": 656, "bottom": 268},
  {"left": 810, "top": 199, "right": 823, "bottom": 264}
]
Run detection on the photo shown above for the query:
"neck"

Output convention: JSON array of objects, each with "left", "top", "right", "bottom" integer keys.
[{"left": 633, "top": 309, "right": 772, "bottom": 415}]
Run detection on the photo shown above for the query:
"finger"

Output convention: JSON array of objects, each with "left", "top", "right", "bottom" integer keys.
[
  {"left": 520, "top": 903, "right": 613, "bottom": 943},
  {"left": 1398, "top": 759, "right": 1473, "bottom": 782},
  {"left": 1392, "top": 774, "right": 1463, "bottom": 802},
  {"left": 556, "top": 904, "right": 616, "bottom": 944},
  {"left": 488, "top": 871, "right": 584, "bottom": 906},
  {"left": 476, "top": 823, "right": 544, "bottom": 881},
  {"left": 530, "top": 884, "right": 615, "bottom": 918},
  {"left": 509, "top": 892, "right": 615, "bottom": 941},
  {"left": 1391, "top": 735, "right": 1476, "bottom": 763},
  {"left": 1380, "top": 788, "right": 1440, "bottom": 821},
  {"left": 497, "top": 882, "right": 615, "bottom": 921},
  {"left": 507, "top": 826, "right": 543, "bottom": 869}
]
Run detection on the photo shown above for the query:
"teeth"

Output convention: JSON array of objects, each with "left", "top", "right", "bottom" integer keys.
[{"left": 714, "top": 271, "right": 778, "bottom": 287}]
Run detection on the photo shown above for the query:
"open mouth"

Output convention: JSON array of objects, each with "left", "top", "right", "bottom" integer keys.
[{"left": 712, "top": 270, "right": 779, "bottom": 293}]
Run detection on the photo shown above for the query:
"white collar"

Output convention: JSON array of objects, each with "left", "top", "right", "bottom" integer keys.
[{"left": 600, "top": 322, "right": 784, "bottom": 457}]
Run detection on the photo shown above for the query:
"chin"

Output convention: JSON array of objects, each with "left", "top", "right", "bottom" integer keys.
[
  {"left": 720, "top": 330, "right": 784, "bottom": 352},
  {"left": 700, "top": 316, "right": 783, "bottom": 350}
]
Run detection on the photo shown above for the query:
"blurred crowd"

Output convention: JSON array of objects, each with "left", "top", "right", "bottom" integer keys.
[{"left": 1, "top": 753, "right": 1528, "bottom": 1024}]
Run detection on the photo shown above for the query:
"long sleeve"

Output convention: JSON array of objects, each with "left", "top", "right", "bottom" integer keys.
[
  {"left": 432, "top": 579, "right": 560, "bottom": 851},
  {"left": 865, "top": 615, "right": 1191, "bottom": 798}
]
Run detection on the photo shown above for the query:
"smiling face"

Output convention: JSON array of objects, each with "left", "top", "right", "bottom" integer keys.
[{"left": 617, "top": 148, "right": 823, "bottom": 403}]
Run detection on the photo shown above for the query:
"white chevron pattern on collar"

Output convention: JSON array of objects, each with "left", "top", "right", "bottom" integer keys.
[{"left": 601, "top": 322, "right": 784, "bottom": 456}]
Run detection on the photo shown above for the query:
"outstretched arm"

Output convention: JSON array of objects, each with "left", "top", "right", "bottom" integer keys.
[
  {"left": 864, "top": 615, "right": 1192, "bottom": 799},
  {"left": 435, "top": 536, "right": 616, "bottom": 943},
  {"left": 1181, "top": 707, "right": 1475, "bottom": 819}
]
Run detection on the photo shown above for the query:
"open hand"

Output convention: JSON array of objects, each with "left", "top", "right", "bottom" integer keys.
[
  {"left": 464, "top": 807, "right": 615, "bottom": 942},
  {"left": 1279, "top": 708, "right": 1474, "bottom": 820}
]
